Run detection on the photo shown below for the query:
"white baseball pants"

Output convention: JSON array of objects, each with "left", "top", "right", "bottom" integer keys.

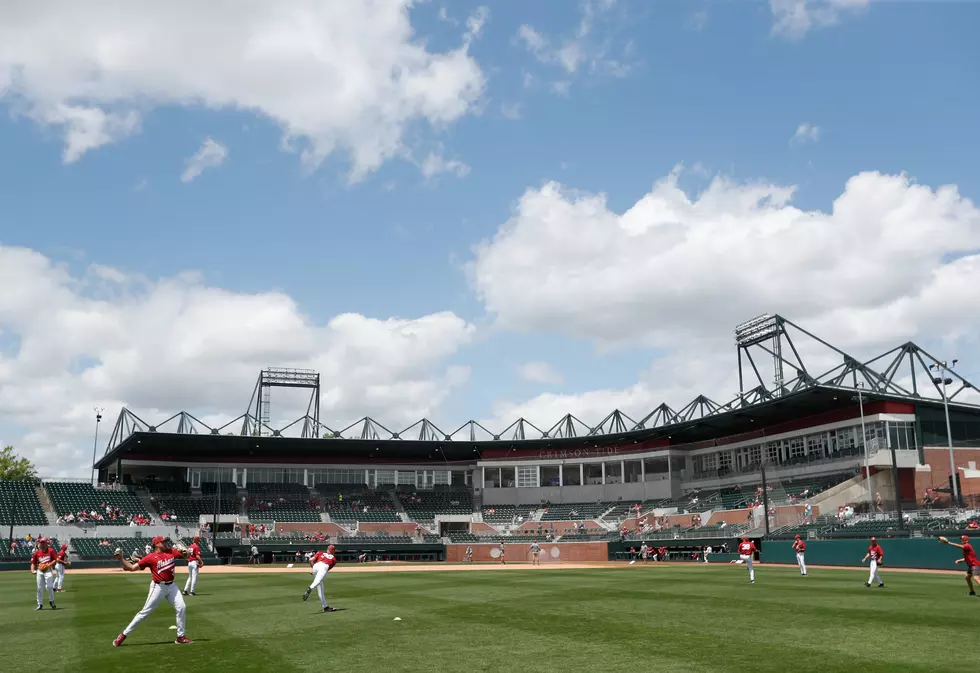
[
  {"left": 309, "top": 562, "right": 330, "bottom": 609},
  {"left": 868, "top": 560, "right": 882, "bottom": 585},
  {"left": 123, "top": 581, "right": 186, "bottom": 638},
  {"left": 184, "top": 560, "right": 199, "bottom": 593},
  {"left": 739, "top": 555, "right": 755, "bottom": 582},
  {"left": 796, "top": 552, "right": 807, "bottom": 575},
  {"left": 36, "top": 570, "right": 55, "bottom": 605},
  {"left": 54, "top": 564, "right": 66, "bottom": 590}
]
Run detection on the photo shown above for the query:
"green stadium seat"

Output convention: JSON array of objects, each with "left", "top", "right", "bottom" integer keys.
[{"left": 46, "top": 482, "right": 149, "bottom": 526}]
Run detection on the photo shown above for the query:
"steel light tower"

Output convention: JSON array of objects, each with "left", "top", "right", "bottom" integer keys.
[
  {"left": 930, "top": 360, "right": 959, "bottom": 506},
  {"left": 91, "top": 407, "right": 104, "bottom": 487}
]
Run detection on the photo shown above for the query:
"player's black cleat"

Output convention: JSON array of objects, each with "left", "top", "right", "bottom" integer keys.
[
  {"left": 322, "top": 606, "right": 337, "bottom": 612},
  {"left": 50, "top": 602, "right": 57, "bottom": 609},
  {"left": 877, "top": 583, "right": 884, "bottom": 588},
  {"left": 865, "top": 582, "right": 871, "bottom": 587},
  {"left": 303, "top": 588, "right": 311, "bottom": 601},
  {"left": 35, "top": 605, "right": 42, "bottom": 611}
]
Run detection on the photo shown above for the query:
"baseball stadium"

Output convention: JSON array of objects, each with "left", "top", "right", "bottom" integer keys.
[{"left": 3, "top": 315, "right": 980, "bottom": 672}]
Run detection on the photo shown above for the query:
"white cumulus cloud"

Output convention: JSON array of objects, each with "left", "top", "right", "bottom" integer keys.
[
  {"left": 181, "top": 138, "right": 228, "bottom": 183},
  {"left": 0, "top": 245, "right": 475, "bottom": 476},
  {"left": 0, "top": 1, "right": 485, "bottom": 179},
  {"left": 470, "top": 167, "right": 980, "bottom": 354},
  {"left": 770, "top": 0, "right": 870, "bottom": 39}
]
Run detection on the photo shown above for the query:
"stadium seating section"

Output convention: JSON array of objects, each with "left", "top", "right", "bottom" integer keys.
[
  {"left": 318, "top": 487, "right": 399, "bottom": 522},
  {"left": 46, "top": 482, "right": 148, "bottom": 525},
  {"left": 202, "top": 481, "right": 238, "bottom": 495},
  {"left": 246, "top": 482, "right": 321, "bottom": 522},
  {"left": 540, "top": 502, "right": 610, "bottom": 521},
  {"left": 0, "top": 480, "right": 48, "bottom": 525},
  {"left": 400, "top": 488, "right": 473, "bottom": 521},
  {"left": 337, "top": 533, "right": 412, "bottom": 544},
  {"left": 73, "top": 536, "right": 219, "bottom": 561},
  {"left": 481, "top": 505, "right": 536, "bottom": 523}
]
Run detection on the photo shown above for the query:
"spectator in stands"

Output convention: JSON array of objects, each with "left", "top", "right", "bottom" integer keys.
[{"left": 875, "top": 492, "right": 884, "bottom": 513}]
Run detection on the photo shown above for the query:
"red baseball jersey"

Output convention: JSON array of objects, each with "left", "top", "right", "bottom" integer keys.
[
  {"left": 56, "top": 550, "right": 69, "bottom": 565},
  {"left": 794, "top": 541, "right": 806, "bottom": 552},
  {"left": 867, "top": 544, "right": 884, "bottom": 561},
  {"left": 31, "top": 548, "right": 57, "bottom": 568},
  {"left": 311, "top": 551, "right": 336, "bottom": 570},
  {"left": 962, "top": 543, "right": 979, "bottom": 566},
  {"left": 738, "top": 541, "right": 757, "bottom": 555},
  {"left": 138, "top": 551, "right": 181, "bottom": 583},
  {"left": 188, "top": 543, "right": 201, "bottom": 562}
]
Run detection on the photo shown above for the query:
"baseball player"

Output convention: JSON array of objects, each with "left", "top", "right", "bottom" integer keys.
[
  {"left": 498, "top": 541, "right": 506, "bottom": 564},
  {"left": 183, "top": 536, "right": 204, "bottom": 596},
  {"left": 464, "top": 546, "right": 473, "bottom": 562},
  {"left": 530, "top": 540, "right": 541, "bottom": 565},
  {"left": 861, "top": 536, "right": 885, "bottom": 588},
  {"left": 30, "top": 537, "right": 58, "bottom": 610},
  {"left": 640, "top": 542, "right": 649, "bottom": 563},
  {"left": 302, "top": 545, "right": 338, "bottom": 612},
  {"left": 54, "top": 543, "right": 71, "bottom": 592},
  {"left": 737, "top": 536, "right": 757, "bottom": 584},
  {"left": 939, "top": 535, "right": 979, "bottom": 596},
  {"left": 792, "top": 535, "right": 807, "bottom": 576},
  {"left": 111, "top": 536, "right": 192, "bottom": 646}
]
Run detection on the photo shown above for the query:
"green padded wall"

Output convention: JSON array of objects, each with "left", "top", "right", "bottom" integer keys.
[{"left": 761, "top": 538, "right": 964, "bottom": 571}]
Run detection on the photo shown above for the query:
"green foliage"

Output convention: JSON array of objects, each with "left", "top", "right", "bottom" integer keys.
[{"left": 0, "top": 446, "right": 37, "bottom": 482}]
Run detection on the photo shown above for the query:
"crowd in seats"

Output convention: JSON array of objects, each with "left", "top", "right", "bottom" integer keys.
[
  {"left": 3, "top": 534, "right": 60, "bottom": 560},
  {"left": 47, "top": 482, "right": 152, "bottom": 526},
  {"left": 0, "top": 480, "right": 48, "bottom": 525},
  {"left": 318, "top": 487, "right": 399, "bottom": 522},
  {"left": 400, "top": 488, "right": 473, "bottom": 521}
]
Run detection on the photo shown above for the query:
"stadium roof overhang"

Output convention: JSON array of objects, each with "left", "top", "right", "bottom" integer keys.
[
  {"left": 96, "top": 316, "right": 980, "bottom": 470},
  {"left": 95, "top": 385, "right": 979, "bottom": 470}
]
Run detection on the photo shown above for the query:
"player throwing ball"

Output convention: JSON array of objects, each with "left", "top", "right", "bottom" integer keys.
[
  {"left": 792, "top": 535, "right": 807, "bottom": 576},
  {"left": 54, "top": 543, "right": 71, "bottom": 592},
  {"left": 112, "top": 536, "right": 192, "bottom": 646},
  {"left": 303, "top": 545, "right": 338, "bottom": 612},
  {"left": 861, "top": 536, "right": 885, "bottom": 588},
  {"left": 30, "top": 537, "right": 58, "bottom": 610},
  {"left": 939, "top": 535, "right": 979, "bottom": 596},
  {"left": 183, "top": 536, "right": 204, "bottom": 596},
  {"left": 737, "top": 536, "right": 757, "bottom": 584}
]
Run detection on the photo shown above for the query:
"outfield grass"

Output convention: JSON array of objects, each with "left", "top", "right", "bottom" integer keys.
[{"left": 1, "top": 564, "right": 976, "bottom": 672}]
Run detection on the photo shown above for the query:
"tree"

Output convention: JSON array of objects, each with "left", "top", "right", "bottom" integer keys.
[{"left": 0, "top": 446, "right": 38, "bottom": 482}]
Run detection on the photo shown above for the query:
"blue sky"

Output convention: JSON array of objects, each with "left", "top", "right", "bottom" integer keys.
[{"left": 1, "top": 1, "right": 980, "bottom": 474}]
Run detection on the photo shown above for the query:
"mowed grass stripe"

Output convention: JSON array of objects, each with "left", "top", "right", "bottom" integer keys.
[{"left": 1, "top": 565, "right": 977, "bottom": 673}]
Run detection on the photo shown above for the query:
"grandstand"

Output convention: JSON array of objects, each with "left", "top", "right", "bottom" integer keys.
[
  {"left": 319, "top": 487, "right": 399, "bottom": 523},
  {"left": 46, "top": 481, "right": 149, "bottom": 525},
  {"left": 0, "top": 480, "right": 48, "bottom": 526}
]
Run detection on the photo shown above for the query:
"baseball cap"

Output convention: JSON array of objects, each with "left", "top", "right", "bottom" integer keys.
[
  {"left": 870, "top": 536, "right": 877, "bottom": 542},
  {"left": 795, "top": 534, "right": 801, "bottom": 539},
  {"left": 37, "top": 537, "right": 47, "bottom": 544},
  {"left": 151, "top": 536, "right": 166, "bottom": 546},
  {"left": 327, "top": 544, "right": 336, "bottom": 552},
  {"left": 962, "top": 535, "right": 970, "bottom": 543}
]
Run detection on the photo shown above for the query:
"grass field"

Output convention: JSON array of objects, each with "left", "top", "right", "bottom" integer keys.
[{"left": 1, "top": 563, "right": 976, "bottom": 672}]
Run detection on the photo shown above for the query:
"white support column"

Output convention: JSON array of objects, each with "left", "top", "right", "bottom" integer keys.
[
  {"left": 641, "top": 460, "right": 645, "bottom": 483},
  {"left": 579, "top": 464, "right": 584, "bottom": 486},
  {"left": 601, "top": 462, "right": 606, "bottom": 485},
  {"left": 621, "top": 460, "right": 625, "bottom": 485},
  {"left": 558, "top": 464, "right": 564, "bottom": 486}
]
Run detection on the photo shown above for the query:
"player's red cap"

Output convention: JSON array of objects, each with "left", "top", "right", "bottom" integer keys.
[
  {"left": 795, "top": 534, "right": 801, "bottom": 539},
  {"left": 193, "top": 536, "right": 200, "bottom": 543},
  {"left": 870, "top": 536, "right": 877, "bottom": 542},
  {"left": 37, "top": 537, "right": 48, "bottom": 544},
  {"left": 962, "top": 535, "right": 970, "bottom": 542},
  {"left": 327, "top": 544, "right": 336, "bottom": 552},
  {"left": 60, "top": 543, "right": 67, "bottom": 550},
  {"left": 151, "top": 536, "right": 166, "bottom": 546},
  {"left": 741, "top": 536, "right": 748, "bottom": 541}
]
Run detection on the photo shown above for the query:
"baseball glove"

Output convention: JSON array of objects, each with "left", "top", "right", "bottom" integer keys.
[
  {"left": 938, "top": 536, "right": 949, "bottom": 544},
  {"left": 171, "top": 541, "right": 190, "bottom": 556},
  {"left": 37, "top": 562, "right": 54, "bottom": 572}
]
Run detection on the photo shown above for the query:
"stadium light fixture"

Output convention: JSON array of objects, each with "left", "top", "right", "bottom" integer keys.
[
  {"left": 929, "top": 360, "right": 960, "bottom": 505},
  {"left": 850, "top": 385, "right": 873, "bottom": 508}
]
